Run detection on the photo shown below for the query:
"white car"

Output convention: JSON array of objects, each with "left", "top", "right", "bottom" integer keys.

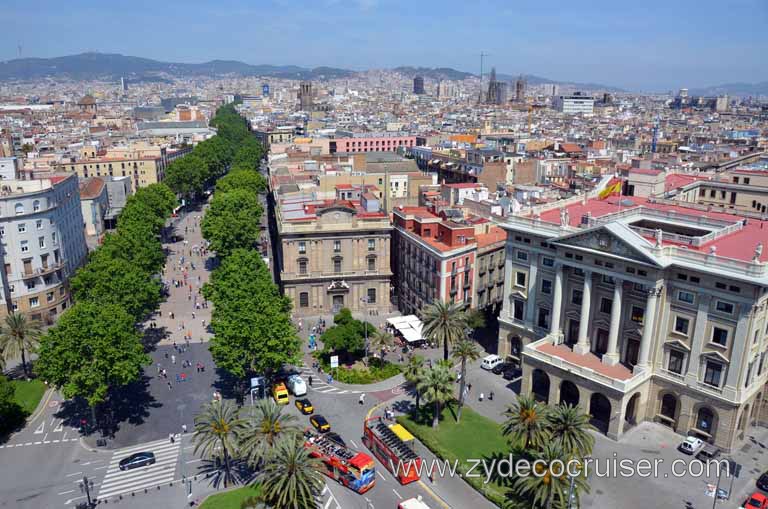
[
  {"left": 480, "top": 354, "right": 503, "bottom": 371},
  {"left": 678, "top": 436, "right": 704, "bottom": 455},
  {"left": 286, "top": 374, "right": 307, "bottom": 396}
]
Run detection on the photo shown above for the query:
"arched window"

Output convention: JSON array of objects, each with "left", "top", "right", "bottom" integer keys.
[
  {"left": 14, "top": 203, "right": 24, "bottom": 215},
  {"left": 32, "top": 200, "right": 40, "bottom": 212},
  {"left": 696, "top": 407, "right": 714, "bottom": 433}
]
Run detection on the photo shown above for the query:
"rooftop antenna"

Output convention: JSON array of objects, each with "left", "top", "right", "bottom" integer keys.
[
  {"left": 478, "top": 52, "right": 489, "bottom": 104},
  {"left": 17, "top": 43, "right": 22, "bottom": 58}
]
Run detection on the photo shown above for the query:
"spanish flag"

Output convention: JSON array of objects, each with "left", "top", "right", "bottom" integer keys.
[{"left": 599, "top": 180, "right": 622, "bottom": 200}]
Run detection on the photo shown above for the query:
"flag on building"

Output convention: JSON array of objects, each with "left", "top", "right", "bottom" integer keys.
[{"left": 599, "top": 180, "right": 622, "bottom": 200}]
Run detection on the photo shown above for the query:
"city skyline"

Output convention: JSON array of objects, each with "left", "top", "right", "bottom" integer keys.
[{"left": 0, "top": 0, "right": 766, "bottom": 91}]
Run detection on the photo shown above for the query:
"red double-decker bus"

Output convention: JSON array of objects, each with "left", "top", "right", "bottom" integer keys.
[
  {"left": 304, "top": 429, "right": 376, "bottom": 494},
  {"left": 362, "top": 417, "right": 421, "bottom": 485}
]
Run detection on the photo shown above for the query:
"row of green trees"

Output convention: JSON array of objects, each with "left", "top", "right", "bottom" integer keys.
[
  {"left": 199, "top": 120, "right": 298, "bottom": 384},
  {"left": 193, "top": 398, "right": 323, "bottom": 508},
  {"left": 35, "top": 184, "right": 176, "bottom": 422}
]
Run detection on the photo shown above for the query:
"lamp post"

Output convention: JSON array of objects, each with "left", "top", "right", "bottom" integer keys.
[
  {"left": 360, "top": 296, "right": 369, "bottom": 360},
  {"left": 178, "top": 403, "right": 192, "bottom": 501},
  {"left": 79, "top": 475, "right": 94, "bottom": 508}
]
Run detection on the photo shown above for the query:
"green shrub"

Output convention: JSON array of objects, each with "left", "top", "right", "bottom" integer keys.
[{"left": 314, "top": 355, "right": 401, "bottom": 384}]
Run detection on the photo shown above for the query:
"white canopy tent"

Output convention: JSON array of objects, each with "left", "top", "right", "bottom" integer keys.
[
  {"left": 401, "top": 328, "right": 423, "bottom": 344},
  {"left": 387, "top": 315, "right": 426, "bottom": 343}
]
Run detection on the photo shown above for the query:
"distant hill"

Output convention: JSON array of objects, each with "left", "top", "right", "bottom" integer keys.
[
  {"left": 392, "top": 66, "right": 474, "bottom": 81},
  {"left": 689, "top": 82, "right": 768, "bottom": 97},
  {"left": 0, "top": 52, "right": 355, "bottom": 81}
]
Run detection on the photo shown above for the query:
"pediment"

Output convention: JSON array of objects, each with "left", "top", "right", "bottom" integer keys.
[
  {"left": 700, "top": 350, "right": 730, "bottom": 363},
  {"left": 552, "top": 223, "right": 661, "bottom": 267},
  {"left": 664, "top": 338, "right": 691, "bottom": 352}
]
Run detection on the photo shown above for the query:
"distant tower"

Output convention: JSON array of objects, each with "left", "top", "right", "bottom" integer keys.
[
  {"left": 262, "top": 83, "right": 270, "bottom": 97},
  {"left": 485, "top": 68, "right": 507, "bottom": 105},
  {"left": 298, "top": 81, "right": 313, "bottom": 111},
  {"left": 678, "top": 88, "right": 689, "bottom": 98},
  {"left": 515, "top": 75, "right": 526, "bottom": 102},
  {"left": 413, "top": 76, "right": 425, "bottom": 95},
  {"left": 120, "top": 77, "right": 127, "bottom": 92}
]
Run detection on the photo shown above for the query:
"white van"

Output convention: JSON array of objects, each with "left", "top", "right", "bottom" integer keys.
[
  {"left": 286, "top": 374, "right": 307, "bottom": 396},
  {"left": 481, "top": 354, "right": 503, "bottom": 371}
]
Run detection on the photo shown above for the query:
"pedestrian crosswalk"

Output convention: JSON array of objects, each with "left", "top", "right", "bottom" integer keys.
[
  {"left": 96, "top": 437, "right": 181, "bottom": 501},
  {"left": 298, "top": 366, "right": 364, "bottom": 395}
]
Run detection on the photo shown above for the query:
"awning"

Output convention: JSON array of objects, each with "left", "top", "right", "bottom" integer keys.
[
  {"left": 387, "top": 316, "right": 410, "bottom": 327},
  {"left": 401, "top": 328, "right": 422, "bottom": 343},
  {"left": 388, "top": 423, "right": 415, "bottom": 442}
]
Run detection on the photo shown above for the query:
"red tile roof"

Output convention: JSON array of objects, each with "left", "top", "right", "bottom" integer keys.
[
  {"left": 476, "top": 226, "right": 506, "bottom": 248},
  {"left": 535, "top": 343, "right": 633, "bottom": 380},
  {"left": 79, "top": 177, "right": 105, "bottom": 200}
]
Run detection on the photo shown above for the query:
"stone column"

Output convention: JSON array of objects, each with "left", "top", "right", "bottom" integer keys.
[
  {"left": 502, "top": 242, "right": 514, "bottom": 321},
  {"left": 724, "top": 309, "right": 752, "bottom": 395},
  {"left": 525, "top": 257, "right": 539, "bottom": 325},
  {"left": 550, "top": 264, "right": 564, "bottom": 338},
  {"left": 684, "top": 294, "right": 712, "bottom": 385},
  {"left": 574, "top": 270, "right": 593, "bottom": 354},
  {"left": 635, "top": 285, "right": 660, "bottom": 373},
  {"left": 603, "top": 278, "right": 623, "bottom": 366}
]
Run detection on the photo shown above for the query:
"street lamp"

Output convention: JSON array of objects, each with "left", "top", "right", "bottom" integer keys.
[
  {"left": 178, "top": 404, "right": 192, "bottom": 500},
  {"left": 78, "top": 475, "right": 94, "bottom": 508},
  {"left": 360, "top": 296, "right": 369, "bottom": 360}
]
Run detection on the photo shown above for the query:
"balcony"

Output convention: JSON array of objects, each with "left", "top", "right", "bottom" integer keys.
[
  {"left": 21, "top": 260, "right": 65, "bottom": 279},
  {"left": 524, "top": 333, "right": 650, "bottom": 393}
]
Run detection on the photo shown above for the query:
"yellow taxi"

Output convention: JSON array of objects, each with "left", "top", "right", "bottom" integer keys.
[
  {"left": 272, "top": 382, "right": 289, "bottom": 405},
  {"left": 295, "top": 398, "right": 314, "bottom": 415}
]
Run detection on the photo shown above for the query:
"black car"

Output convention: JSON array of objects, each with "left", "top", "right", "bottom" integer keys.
[
  {"left": 503, "top": 367, "right": 522, "bottom": 380},
  {"left": 757, "top": 471, "right": 768, "bottom": 492},
  {"left": 118, "top": 452, "right": 156, "bottom": 471},
  {"left": 326, "top": 432, "right": 346, "bottom": 447},
  {"left": 492, "top": 362, "right": 513, "bottom": 375}
]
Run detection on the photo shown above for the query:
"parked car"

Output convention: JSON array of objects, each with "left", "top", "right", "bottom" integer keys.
[
  {"left": 310, "top": 414, "right": 330, "bottom": 433},
  {"left": 295, "top": 398, "right": 314, "bottom": 415},
  {"left": 503, "top": 367, "right": 523, "bottom": 381},
  {"left": 678, "top": 436, "right": 704, "bottom": 455},
  {"left": 480, "top": 354, "right": 503, "bottom": 371},
  {"left": 286, "top": 374, "right": 308, "bottom": 396},
  {"left": 744, "top": 492, "right": 768, "bottom": 509},
  {"left": 118, "top": 452, "right": 156, "bottom": 471},
  {"left": 272, "top": 382, "right": 289, "bottom": 405},
  {"left": 757, "top": 471, "right": 768, "bottom": 492},
  {"left": 491, "top": 362, "right": 513, "bottom": 375},
  {"left": 695, "top": 444, "right": 720, "bottom": 462}
]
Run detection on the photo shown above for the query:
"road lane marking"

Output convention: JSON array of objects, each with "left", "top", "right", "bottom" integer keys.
[
  {"left": 186, "top": 458, "right": 202, "bottom": 464},
  {"left": 34, "top": 421, "right": 45, "bottom": 434},
  {"left": 53, "top": 420, "right": 64, "bottom": 432},
  {"left": 63, "top": 432, "right": 68, "bottom": 441},
  {"left": 43, "top": 433, "right": 48, "bottom": 442},
  {"left": 323, "top": 497, "right": 333, "bottom": 509},
  {"left": 377, "top": 470, "right": 386, "bottom": 481},
  {"left": 58, "top": 489, "right": 75, "bottom": 495},
  {"left": 24, "top": 442, "right": 32, "bottom": 446},
  {"left": 392, "top": 488, "right": 403, "bottom": 499},
  {"left": 65, "top": 471, "right": 83, "bottom": 477},
  {"left": 350, "top": 439, "right": 358, "bottom": 448}
]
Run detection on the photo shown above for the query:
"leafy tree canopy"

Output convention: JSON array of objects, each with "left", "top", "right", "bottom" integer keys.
[{"left": 201, "top": 189, "right": 263, "bottom": 257}]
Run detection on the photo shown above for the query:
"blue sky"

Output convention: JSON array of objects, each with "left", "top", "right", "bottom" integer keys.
[{"left": 1, "top": 0, "right": 766, "bottom": 91}]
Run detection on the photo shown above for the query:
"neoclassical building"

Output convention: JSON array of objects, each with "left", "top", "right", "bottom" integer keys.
[{"left": 498, "top": 194, "right": 768, "bottom": 451}]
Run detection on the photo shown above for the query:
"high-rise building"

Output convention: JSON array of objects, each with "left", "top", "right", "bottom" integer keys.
[
  {"left": 298, "top": 81, "right": 313, "bottom": 111},
  {"left": 413, "top": 76, "right": 425, "bottom": 95},
  {"left": 715, "top": 95, "right": 729, "bottom": 113},
  {"left": 262, "top": 83, "right": 270, "bottom": 97},
  {"left": 678, "top": 88, "right": 689, "bottom": 98},
  {"left": 485, "top": 68, "right": 507, "bottom": 105},
  {"left": 437, "top": 80, "right": 457, "bottom": 99},
  {"left": 515, "top": 75, "right": 526, "bottom": 102},
  {"left": 120, "top": 77, "right": 127, "bottom": 92}
]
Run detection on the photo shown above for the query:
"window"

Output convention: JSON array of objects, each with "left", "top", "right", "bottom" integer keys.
[
  {"left": 367, "top": 257, "right": 376, "bottom": 271},
  {"left": 515, "top": 272, "right": 526, "bottom": 287},
  {"left": 368, "top": 239, "right": 376, "bottom": 251},
  {"left": 600, "top": 298, "right": 612, "bottom": 314},
  {"left": 29, "top": 297, "right": 39, "bottom": 308},
  {"left": 541, "top": 279, "right": 552, "bottom": 294},
  {"left": 8, "top": 285, "right": 13, "bottom": 293},
  {"left": 298, "top": 259, "right": 307, "bottom": 275},
  {"left": 633, "top": 283, "right": 646, "bottom": 292},
  {"left": 677, "top": 291, "right": 695, "bottom": 304},
  {"left": 626, "top": 267, "right": 636, "bottom": 274},
  {"left": 367, "top": 288, "right": 376, "bottom": 304},
  {"left": 572, "top": 289, "right": 583, "bottom": 306},
  {"left": 677, "top": 273, "right": 688, "bottom": 281},
  {"left": 542, "top": 257, "right": 554, "bottom": 267},
  {"left": 333, "top": 240, "right": 341, "bottom": 253},
  {"left": 631, "top": 306, "right": 644, "bottom": 324},
  {"left": 715, "top": 301, "right": 734, "bottom": 314},
  {"left": 18, "top": 223, "right": 26, "bottom": 233},
  {"left": 14, "top": 203, "right": 24, "bottom": 215},
  {"left": 51, "top": 232, "right": 57, "bottom": 245},
  {"left": 711, "top": 327, "right": 728, "bottom": 346},
  {"left": 668, "top": 350, "right": 685, "bottom": 374},
  {"left": 38, "top": 237, "right": 45, "bottom": 249},
  {"left": 745, "top": 178, "right": 751, "bottom": 185},
  {"left": 574, "top": 268, "right": 585, "bottom": 277},
  {"left": 33, "top": 200, "right": 40, "bottom": 212},
  {"left": 703, "top": 361, "right": 723, "bottom": 387},
  {"left": 537, "top": 308, "right": 550, "bottom": 328},
  {"left": 36, "top": 219, "right": 43, "bottom": 230},
  {"left": 0, "top": 226, "right": 4, "bottom": 238},
  {"left": 715, "top": 282, "right": 726, "bottom": 290},
  {"left": 299, "top": 292, "right": 309, "bottom": 307},
  {"left": 602, "top": 275, "right": 614, "bottom": 284},
  {"left": 516, "top": 251, "right": 528, "bottom": 261},
  {"left": 674, "top": 316, "right": 690, "bottom": 335},
  {"left": 20, "top": 240, "right": 29, "bottom": 253},
  {"left": 46, "top": 291, "right": 54, "bottom": 302},
  {"left": 298, "top": 241, "right": 306, "bottom": 254},
  {"left": 513, "top": 299, "right": 524, "bottom": 320},
  {"left": 637, "top": 270, "right": 647, "bottom": 277},
  {"left": 565, "top": 252, "right": 573, "bottom": 259},
  {"left": 333, "top": 257, "right": 342, "bottom": 273},
  {"left": 728, "top": 285, "right": 740, "bottom": 293},
  {"left": 745, "top": 361, "right": 754, "bottom": 387},
  {"left": 25, "top": 280, "right": 35, "bottom": 290},
  {"left": 759, "top": 352, "right": 766, "bottom": 376}
]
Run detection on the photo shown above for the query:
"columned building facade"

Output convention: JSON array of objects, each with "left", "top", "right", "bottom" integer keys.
[{"left": 499, "top": 199, "right": 768, "bottom": 451}]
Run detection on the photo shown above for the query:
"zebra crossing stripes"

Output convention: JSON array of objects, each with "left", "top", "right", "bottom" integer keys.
[
  {"left": 299, "top": 366, "right": 363, "bottom": 395},
  {"left": 96, "top": 437, "right": 181, "bottom": 500}
]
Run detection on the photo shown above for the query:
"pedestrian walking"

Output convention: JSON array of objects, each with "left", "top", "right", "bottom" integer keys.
[
  {"left": 467, "top": 383, "right": 472, "bottom": 393},
  {"left": 171, "top": 354, "right": 176, "bottom": 364},
  {"left": 489, "top": 391, "right": 494, "bottom": 401},
  {"left": 308, "top": 375, "right": 313, "bottom": 386},
  {"left": 169, "top": 433, "right": 175, "bottom": 443},
  {"left": 479, "top": 392, "right": 484, "bottom": 402},
  {"left": 359, "top": 393, "right": 366, "bottom": 405},
  {"left": 167, "top": 381, "right": 172, "bottom": 391},
  {"left": 182, "top": 424, "right": 187, "bottom": 434}
]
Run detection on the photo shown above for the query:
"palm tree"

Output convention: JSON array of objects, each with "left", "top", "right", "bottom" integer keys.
[
  {"left": 368, "top": 329, "right": 395, "bottom": 358},
  {"left": 547, "top": 404, "right": 595, "bottom": 458},
  {"left": 259, "top": 433, "right": 324, "bottom": 509},
  {"left": 193, "top": 400, "right": 246, "bottom": 486},
  {"left": 241, "top": 399, "right": 299, "bottom": 467},
  {"left": 0, "top": 312, "right": 41, "bottom": 378},
  {"left": 417, "top": 364, "right": 455, "bottom": 428},
  {"left": 502, "top": 394, "right": 551, "bottom": 451},
  {"left": 452, "top": 339, "right": 482, "bottom": 423},
  {"left": 421, "top": 300, "right": 468, "bottom": 360},
  {"left": 403, "top": 355, "right": 425, "bottom": 410},
  {"left": 511, "top": 442, "right": 586, "bottom": 509}
]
